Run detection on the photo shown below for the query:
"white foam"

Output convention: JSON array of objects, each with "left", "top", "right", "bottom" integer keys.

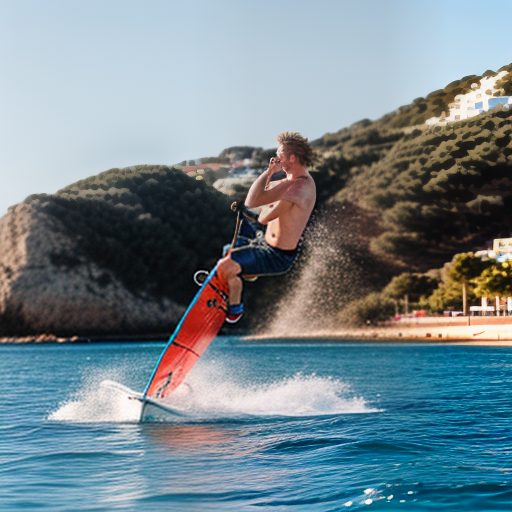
[
  {"left": 49, "top": 360, "right": 379, "bottom": 423},
  {"left": 166, "top": 361, "right": 378, "bottom": 417},
  {"left": 49, "top": 369, "right": 142, "bottom": 423}
]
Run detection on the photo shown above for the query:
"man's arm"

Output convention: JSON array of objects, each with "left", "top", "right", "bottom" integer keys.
[
  {"left": 258, "top": 199, "right": 293, "bottom": 224},
  {"left": 245, "top": 171, "right": 291, "bottom": 208}
]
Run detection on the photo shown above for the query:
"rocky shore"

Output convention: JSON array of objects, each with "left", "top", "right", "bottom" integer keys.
[{"left": 0, "top": 332, "right": 170, "bottom": 344}]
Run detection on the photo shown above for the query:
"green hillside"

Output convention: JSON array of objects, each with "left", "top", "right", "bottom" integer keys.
[
  {"left": 342, "top": 109, "right": 512, "bottom": 268},
  {"left": 37, "top": 165, "right": 233, "bottom": 304},
  {"left": 309, "top": 64, "right": 512, "bottom": 273}
]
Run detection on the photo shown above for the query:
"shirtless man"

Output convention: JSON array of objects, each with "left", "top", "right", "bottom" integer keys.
[{"left": 217, "top": 131, "right": 316, "bottom": 323}]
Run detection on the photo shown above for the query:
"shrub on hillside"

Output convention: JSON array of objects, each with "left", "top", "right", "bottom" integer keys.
[{"left": 338, "top": 292, "right": 395, "bottom": 326}]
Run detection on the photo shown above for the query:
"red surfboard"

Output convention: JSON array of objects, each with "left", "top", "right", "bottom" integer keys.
[{"left": 142, "top": 266, "right": 229, "bottom": 403}]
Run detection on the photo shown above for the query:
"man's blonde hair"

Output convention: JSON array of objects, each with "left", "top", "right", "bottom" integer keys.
[{"left": 277, "top": 131, "right": 313, "bottom": 167}]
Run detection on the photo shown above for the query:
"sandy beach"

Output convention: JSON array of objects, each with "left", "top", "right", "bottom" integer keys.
[
  {"left": 369, "top": 316, "right": 512, "bottom": 344},
  {"left": 247, "top": 317, "right": 512, "bottom": 346},
  {"left": 334, "top": 321, "right": 512, "bottom": 346}
]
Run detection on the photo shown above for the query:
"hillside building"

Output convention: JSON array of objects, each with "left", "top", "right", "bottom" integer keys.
[{"left": 426, "top": 70, "right": 511, "bottom": 126}]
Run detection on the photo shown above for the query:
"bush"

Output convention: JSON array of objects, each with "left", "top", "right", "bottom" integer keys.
[{"left": 338, "top": 292, "right": 395, "bottom": 326}]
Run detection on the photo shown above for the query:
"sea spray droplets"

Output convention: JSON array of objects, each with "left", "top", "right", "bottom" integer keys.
[
  {"left": 163, "top": 360, "right": 379, "bottom": 418},
  {"left": 264, "top": 210, "right": 367, "bottom": 337}
]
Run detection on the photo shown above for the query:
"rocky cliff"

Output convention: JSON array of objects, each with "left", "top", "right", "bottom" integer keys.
[{"left": 0, "top": 197, "right": 183, "bottom": 335}]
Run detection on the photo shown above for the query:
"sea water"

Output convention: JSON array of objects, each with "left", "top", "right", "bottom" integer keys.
[{"left": 1, "top": 338, "right": 511, "bottom": 511}]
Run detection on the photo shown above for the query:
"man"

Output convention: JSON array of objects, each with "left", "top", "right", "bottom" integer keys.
[{"left": 218, "top": 131, "right": 316, "bottom": 323}]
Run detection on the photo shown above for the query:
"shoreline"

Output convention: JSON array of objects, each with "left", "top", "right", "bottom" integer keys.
[{"left": 3, "top": 317, "right": 512, "bottom": 346}]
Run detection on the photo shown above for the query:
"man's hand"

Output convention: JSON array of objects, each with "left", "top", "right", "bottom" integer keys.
[
  {"left": 265, "top": 157, "right": 283, "bottom": 189},
  {"left": 245, "top": 157, "right": 291, "bottom": 208}
]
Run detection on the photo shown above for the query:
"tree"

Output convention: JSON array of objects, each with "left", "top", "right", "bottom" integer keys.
[
  {"left": 447, "top": 252, "right": 494, "bottom": 314},
  {"left": 473, "top": 261, "right": 512, "bottom": 298},
  {"left": 425, "top": 277, "right": 469, "bottom": 313},
  {"left": 383, "top": 272, "right": 438, "bottom": 314}
]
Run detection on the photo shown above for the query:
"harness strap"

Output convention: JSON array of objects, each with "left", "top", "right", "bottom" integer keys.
[{"left": 228, "top": 201, "right": 260, "bottom": 253}]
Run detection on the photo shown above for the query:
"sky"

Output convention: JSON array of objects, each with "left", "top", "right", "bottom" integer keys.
[{"left": 1, "top": 0, "right": 512, "bottom": 215}]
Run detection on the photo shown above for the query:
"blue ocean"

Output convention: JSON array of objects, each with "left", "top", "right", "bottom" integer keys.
[{"left": 1, "top": 338, "right": 511, "bottom": 511}]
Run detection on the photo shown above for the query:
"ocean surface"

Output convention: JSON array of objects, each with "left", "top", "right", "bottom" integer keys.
[{"left": 1, "top": 338, "right": 511, "bottom": 511}]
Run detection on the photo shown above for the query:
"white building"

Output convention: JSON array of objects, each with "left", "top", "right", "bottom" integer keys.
[
  {"left": 472, "top": 237, "right": 512, "bottom": 316},
  {"left": 493, "top": 237, "right": 512, "bottom": 262},
  {"left": 426, "top": 70, "right": 512, "bottom": 126}
]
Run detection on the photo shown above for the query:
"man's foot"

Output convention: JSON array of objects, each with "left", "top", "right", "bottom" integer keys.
[{"left": 226, "top": 303, "right": 244, "bottom": 324}]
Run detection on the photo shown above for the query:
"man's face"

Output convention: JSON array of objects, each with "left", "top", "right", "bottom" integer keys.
[{"left": 276, "top": 144, "right": 293, "bottom": 171}]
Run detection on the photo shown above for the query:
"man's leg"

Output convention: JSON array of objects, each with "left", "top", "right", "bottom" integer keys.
[{"left": 217, "top": 255, "right": 244, "bottom": 322}]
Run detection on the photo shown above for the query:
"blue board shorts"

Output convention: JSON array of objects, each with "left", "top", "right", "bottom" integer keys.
[{"left": 227, "top": 219, "right": 300, "bottom": 277}]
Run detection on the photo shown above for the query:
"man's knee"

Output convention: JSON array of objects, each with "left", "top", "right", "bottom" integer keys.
[{"left": 217, "top": 255, "right": 241, "bottom": 280}]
